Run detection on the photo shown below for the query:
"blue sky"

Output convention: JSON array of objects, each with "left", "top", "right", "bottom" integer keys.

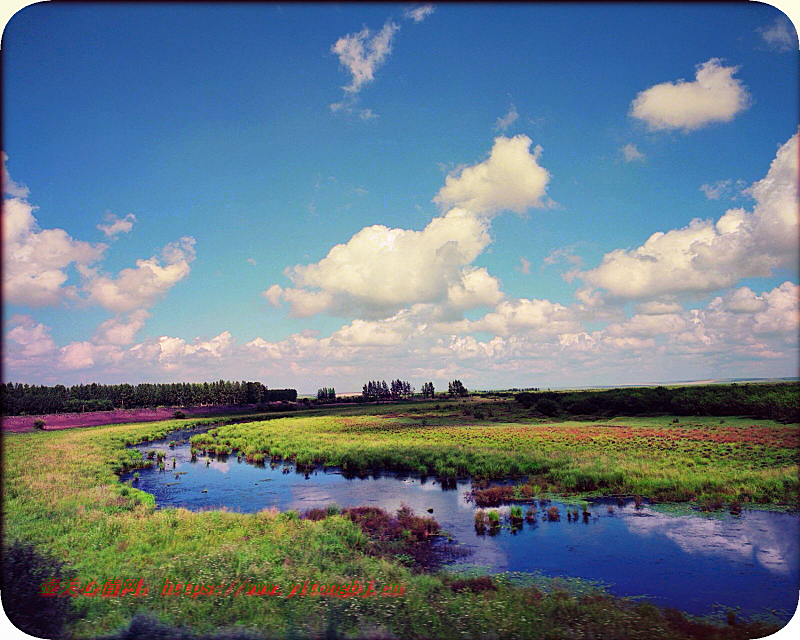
[{"left": 2, "top": 3, "right": 798, "bottom": 392}]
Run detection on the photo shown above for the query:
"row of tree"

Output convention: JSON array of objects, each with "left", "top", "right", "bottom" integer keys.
[
  {"left": 516, "top": 383, "right": 799, "bottom": 423},
  {"left": 1, "top": 381, "right": 297, "bottom": 416},
  {"left": 316, "top": 387, "right": 336, "bottom": 400},
  {"left": 362, "top": 380, "right": 414, "bottom": 400},
  {"left": 448, "top": 380, "right": 469, "bottom": 397}
]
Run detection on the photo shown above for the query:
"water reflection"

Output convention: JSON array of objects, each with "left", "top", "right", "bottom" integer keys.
[
  {"left": 622, "top": 506, "right": 799, "bottom": 574},
  {"left": 123, "top": 433, "right": 799, "bottom": 618}
]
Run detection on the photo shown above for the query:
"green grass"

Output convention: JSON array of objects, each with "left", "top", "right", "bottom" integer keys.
[
  {"left": 190, "top": 401, "right": 799, "bottom": 506},
  {"left": 2, "top": 404, "right": 793, "bottom": 639}
]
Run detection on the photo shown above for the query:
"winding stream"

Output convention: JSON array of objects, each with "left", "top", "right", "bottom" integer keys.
[{"left": 121, "top": 428, "right": 800, "bottom": 619}]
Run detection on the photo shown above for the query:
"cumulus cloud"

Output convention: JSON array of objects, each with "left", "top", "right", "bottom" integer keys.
[
  {"left": 97, "top": 212, "right": 137, "bottom": 238},
  {"left": 330, "top": 21, "right": 399, "bottom": 114},
  {"left": 433, "top": 135, "right": 552, "bottom": 216},
  {"left": 495, "top": 104, "right": 519, "bottom": 132},
  {"left": 265, "top": 135, "right": 553, "bottom": 318},
  {"left": 757, "top": 16, "right": 798, "bottom": 52},
  {"left": 404, "top": 5, "right": 435, "bottom": 23},
  {"left": 3, "top": 152, "right": 29, "bottom": 198},
  {"left": 80, "top": 236, "right": 196, "bottom": 312},
  {"left": 630, "top": 58, "right": 750, "bottom": 132},
  {"left": 578, "top": 131, "right": 799, "bottom": 299},
  {"left": 3, "top": 197, "right": 107, "bottom": 306},
  {"left": 157, "top": 331, "right": 233, "bottom": 362},
  {"left": 59, "top": 341, "right": 99, "bottom": 370},
  {"left": 93, "top": 309, "right": 151, "bottom": 346},
  {"left": 274, "top": 208, "right": 492, "bottom": 317},
  {"left": 620, "top": 143, "right": 645, "bottom": 162},
  {"left": 471, "top": 297, "right": 581, "bottom": 338},
  {"left": 5, "top": 315, "right": 57, "bottom": 359}
]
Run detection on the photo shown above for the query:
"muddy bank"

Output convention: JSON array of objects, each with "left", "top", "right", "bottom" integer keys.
[{"left": 2, "top": 404, "right": 289, "bottom": 433}]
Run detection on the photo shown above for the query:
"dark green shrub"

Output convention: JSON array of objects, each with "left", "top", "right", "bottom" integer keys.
[{"left": 1, "top": 541, "right": 73, "bottom": 639}]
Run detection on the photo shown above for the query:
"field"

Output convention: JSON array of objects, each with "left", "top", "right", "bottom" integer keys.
[
  {"left": 191, "top": 400, "right": 799, "bottom": 506},
  {"left": 3, "top": 397, "right": 797, "bottom": 639}
]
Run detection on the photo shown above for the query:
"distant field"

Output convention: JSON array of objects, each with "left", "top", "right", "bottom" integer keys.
[{"left": 1, "top": 403, "right": 294, "bottom": 433}]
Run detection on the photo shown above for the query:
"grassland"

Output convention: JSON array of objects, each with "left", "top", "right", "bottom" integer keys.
[
  {"left": 3, "top": 399, "right": 796, "bottom": 638},
  {"left": 191, "top": 400, "right": 799, "bottom": 507}
]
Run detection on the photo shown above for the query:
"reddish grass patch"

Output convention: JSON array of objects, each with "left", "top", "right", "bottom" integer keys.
[
  {"left": 450, "top": 576, "right": 496, "bottom": 594},
  {"left": 472, "top": 484, "right": 514, "bottom": 507}
]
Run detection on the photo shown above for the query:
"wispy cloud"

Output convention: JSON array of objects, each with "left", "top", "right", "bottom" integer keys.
[
  {"left": 699, "top": 179, "right": 732, "bottom": 200},
  {"left": 516, "top": 256, "right": 531, "bottom": 275},
  {"left": 404, "top": 5, "right": 435, "bottom": 23},
  {"left": 495, "top": 104, "right": 519, "bottom": 132},
  {"left": 757, "top": 17, "right": 798, "bottom": 52},
  {"left": 2, "top": 152, "right": 29, "bottom": 198},
  {"left": 620, "top": 143, "right": 645, "bottom": 163},
  {"left": 329, "top": 21, "right": 400, "bottom": 116},
  {"left": 97, "top": 212, "right": 137, "bottom": 238}
]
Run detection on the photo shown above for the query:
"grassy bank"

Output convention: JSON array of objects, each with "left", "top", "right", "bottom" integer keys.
[
  {"left": 191, "top": 403, "right": 799, "bottom": 506},
  {"left": 2, "top": 408, "right": 794, "bottom": 638}
]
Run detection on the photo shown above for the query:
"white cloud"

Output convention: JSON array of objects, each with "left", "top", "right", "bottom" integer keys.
[
  {"left": 97, "top": 212, "right": 137, "bottom": 238},
  {"left": 265, "top": 135, "right": 554, "bottom": 319},
  {"left": 157, "top": 331, "right": 233, "bottom": 363},
  {"left": 81, "top": 236, "right": 196, "bottom": 312},
  {"left": 495, "top": 104, "right": 519, "bottom": 132},
  {"left": 261, "top": 284, "right": 284, "bottom": 307},
  {"left": 757, "top": 17, "right": 798, "bottom": 52},
  {"left": 635, "top": 300, "right": 684, "bottom": 315},
  {"left": 3, "top": 197, "right": 107, "bottom": 306},
  {"left": 445, "top": 267, "right": 504, "bottom": 311},
  {"left": 277, "top": 208, "right": 492, "bottom": 317},
  {"left": 247, "top": 257, "right": 257, "bottom": 266},
  {"left": 542, "top": 247, "right": 583, "bottom": 269},
  {"left": 630, "top": 58, "right": 750, "bottom": 132},
  {"left": 699, "top": 179, "right": 732, "bottom": 200},
  {"left": 5, "top": 315, "right": 57, "bottom": 358},
  {"left": 404, "top": 5, "right": 435, "bottom": 23},
  {"left": 93, "top": 309, "right": 151, "bottom": 346},
  {"left": 579, "top": 131, "right": 799, "bottom": 299},
  {"left": 330, "top": 21, "right": 399, "bottom": 115},
  {"left": 2, "top": 152, "right": 29, "bottom": 198},
  {"left": 59, "top": 341, "right": 98, "bottom": 370},
  {"left": 620, "top": 143, "right": 645, "bottom": 162},
  {"left": 472, "top": 297, "right": 581, "bottom": 338},
  {"left": 516, "top": 256, "right": 531, "bottom": 275},
  {"left": 433, "top": 135, "right": 552, "bottom": 216}
]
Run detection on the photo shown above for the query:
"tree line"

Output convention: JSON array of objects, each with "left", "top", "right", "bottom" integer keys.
[
  {"left": 317, "top": 387, "right": 336, "bottom": 400},
  {"left": 361, "top": 380, "right": 414, "bottom": 400},
  {"left": 516, "top": 382, "right": 799, "bottom": 423},
  {"left": 1, "top": 381, "right": 297, "bottom": 416}
]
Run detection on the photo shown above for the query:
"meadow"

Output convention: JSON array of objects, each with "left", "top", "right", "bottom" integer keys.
[
  {"left": 190, "top": 400, "right": 799, "bottom": 507},
  {"left": 3, "top": 396, "right": 796, "bottom": 639}
]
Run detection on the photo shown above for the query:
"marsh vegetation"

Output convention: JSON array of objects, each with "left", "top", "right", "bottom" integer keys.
[{"left": 3, "top": 392, "right": 797, "bottom": 639}]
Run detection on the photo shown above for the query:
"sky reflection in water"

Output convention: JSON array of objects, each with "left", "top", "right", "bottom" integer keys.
[{"left": 123, "top": 431, "right": 799, "bottom": 618}]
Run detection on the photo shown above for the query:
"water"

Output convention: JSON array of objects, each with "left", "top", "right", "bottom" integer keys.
[{"left": 122, "top": 429, "right": 800, "bottom": 619}]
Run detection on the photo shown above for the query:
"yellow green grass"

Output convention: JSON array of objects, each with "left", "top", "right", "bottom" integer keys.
[{"left": 192, "top": 403, "right": 799, "bottom": 506}]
